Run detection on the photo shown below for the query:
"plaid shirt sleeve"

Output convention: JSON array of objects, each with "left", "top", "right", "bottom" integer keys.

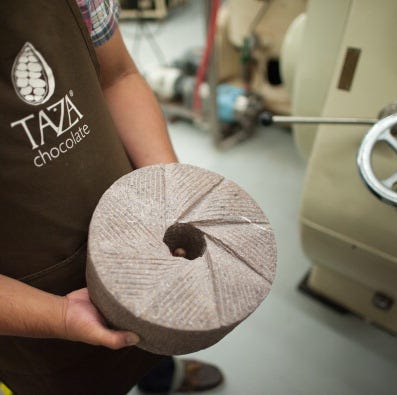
[{"left": 76, "top": 0, "right": 120, "bottom": 47}]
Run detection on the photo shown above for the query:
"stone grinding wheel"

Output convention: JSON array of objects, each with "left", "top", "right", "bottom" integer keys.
[{"left": 86, "top": 163, "right": 276, "bottom": 355}]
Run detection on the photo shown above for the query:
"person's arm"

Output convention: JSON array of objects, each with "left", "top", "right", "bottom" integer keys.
[
  {"left": 0, "top": 274, "right": 139, "bottom": 349},
  {"left": 95, "top": 27, "right": 178, "bottom": 168}
]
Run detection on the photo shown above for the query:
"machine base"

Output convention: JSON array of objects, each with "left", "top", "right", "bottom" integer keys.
[
  {"left": 298, "top": 265, "right": 397, "bottom": 336},
  {"left": 298, "top": 271, "right": 350, "bottom": 314}
]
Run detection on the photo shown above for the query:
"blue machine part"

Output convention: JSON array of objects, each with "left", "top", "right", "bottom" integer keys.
[{"left": 217, "top": 83, "right": 245, "bottom": 123}]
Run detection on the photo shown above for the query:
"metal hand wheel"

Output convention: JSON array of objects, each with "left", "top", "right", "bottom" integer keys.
[{"left": 357, "top": 114, "right": 397, "bottom": 206}]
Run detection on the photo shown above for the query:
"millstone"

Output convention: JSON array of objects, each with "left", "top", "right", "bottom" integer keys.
[{"left": 86, "top": 163, "right": 276, "bottom": 355}]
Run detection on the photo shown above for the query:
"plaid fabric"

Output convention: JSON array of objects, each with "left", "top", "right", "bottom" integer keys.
[{"left": 76, "top": 0, "right": 120, "bottom": 46}]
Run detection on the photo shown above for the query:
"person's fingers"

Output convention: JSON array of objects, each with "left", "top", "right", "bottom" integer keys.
[{"left": 91, "top": 327, "right": 140, "bottom": 350}]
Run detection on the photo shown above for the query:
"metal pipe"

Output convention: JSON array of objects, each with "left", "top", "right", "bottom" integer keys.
[
  {"left": 273, "top": 115, "right": 377, "bottom": 125},
  {"left": 260, "top": 112, "right": 378, "bottom": 126},
  {"left": 204, "top": 0, "right": 220, "bottom": 143}
]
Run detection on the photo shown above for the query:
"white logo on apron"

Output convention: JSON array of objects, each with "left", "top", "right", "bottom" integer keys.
[{"left": 11, "top": 42, "right": 55, "bottom": 106}]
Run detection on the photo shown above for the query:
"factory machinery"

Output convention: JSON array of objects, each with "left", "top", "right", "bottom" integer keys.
[{"left": 146, "top": 0, "right": 397, "bottom": 334}]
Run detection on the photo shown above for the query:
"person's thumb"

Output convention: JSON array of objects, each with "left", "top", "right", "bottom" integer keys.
[{"left": 93, "top": 327, "right": 140, "bottom": 350}]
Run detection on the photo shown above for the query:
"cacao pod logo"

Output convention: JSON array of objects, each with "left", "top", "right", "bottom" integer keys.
[{"left": 12, "top": 42, "right": 55, "bottom": 106}]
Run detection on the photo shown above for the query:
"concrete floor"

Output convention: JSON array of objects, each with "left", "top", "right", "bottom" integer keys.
[{"left": 120, "top": 2, "right": 397, "bottom": 394}]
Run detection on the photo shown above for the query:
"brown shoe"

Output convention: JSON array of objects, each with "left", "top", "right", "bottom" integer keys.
[{"left": 176, "top": 359, "right": 224, "bottom": 393}]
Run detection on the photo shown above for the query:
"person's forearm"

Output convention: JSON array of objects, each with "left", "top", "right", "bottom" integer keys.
[
  {"left": 0, "top": 274, "right": 64, "bottom": 338},
  {"left": 103, "top": 71, "right": 178, "bottom": 168},
  {"left": 94, "top": 27, "right": 177, "bottom": 168}
]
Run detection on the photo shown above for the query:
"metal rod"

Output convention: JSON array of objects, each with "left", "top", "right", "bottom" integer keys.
[
  {"left": 272, "top": 115, "right": 377, "bottom": 125},
  {"left": 204, "top": 0, "right": 220, "bottom": 144}
]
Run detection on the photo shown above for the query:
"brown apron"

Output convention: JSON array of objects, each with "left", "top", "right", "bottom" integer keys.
[{"left": 0, "top": 1, "right": 163, "bottom": 393}]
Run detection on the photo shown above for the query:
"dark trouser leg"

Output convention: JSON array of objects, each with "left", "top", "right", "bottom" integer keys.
[{"left": 137, "top": 356, "right": 175, "bottom": 393}]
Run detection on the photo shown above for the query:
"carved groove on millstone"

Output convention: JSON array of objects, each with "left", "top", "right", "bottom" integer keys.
[
  {"left": 176, "top": 177, "right": 225, "bottom": 223},
  {"left": 203, "top": 247, "right": 225, "bottom": 326},
  {"left": 164, "top": 164, "right": 224, "bottom": 226},
  {"left": 204, "top": 238, "right": 270, "bottom": 326},
  {"left": 187, "top": 218, "right": 270, "bottom": 227},
  {"left": 196, "top": 222, "right": 276, "bottom": 283}
]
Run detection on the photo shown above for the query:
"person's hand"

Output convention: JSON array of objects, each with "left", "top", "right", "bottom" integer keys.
[{"left": 62, "top": 288, "right": 139, "bottom": 349}]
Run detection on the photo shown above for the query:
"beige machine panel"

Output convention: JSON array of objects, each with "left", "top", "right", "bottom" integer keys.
[{"left": 299, "top": 0, "right": 397, "bottom": 333}]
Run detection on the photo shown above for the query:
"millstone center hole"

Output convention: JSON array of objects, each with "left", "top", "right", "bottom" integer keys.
[{"left": 163, "top": 223, "right": 207, "bottom": 260}]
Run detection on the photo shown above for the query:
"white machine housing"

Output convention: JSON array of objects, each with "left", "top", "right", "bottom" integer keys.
[{"left": 282, "top": 0, "right": 397, "bottom": 333}]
